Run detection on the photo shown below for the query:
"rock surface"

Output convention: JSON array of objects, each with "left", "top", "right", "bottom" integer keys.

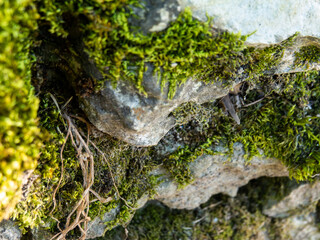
[
  {"left": 130, "top": 0, "right": 181, "bottom": 33},
  {"left": 263, "top": 180, "right": 320, "bottom": 218},
  {"left": 81, "top": 71, "right": 228, "bottom": 146},
  {"left": 80, "top": 35, "right": 320, "bottom": 147},
  {"left": 86, "top": 207, "right": 120, "bottom": 239},
  {"left": 0, "top": 220, "right": 21, "bottom": 240},
  {"left": 180, "top": 0, "right": 320, "bottom": 44},
  {"left": 155, "top": 143, "right": 288, "bottom": 209},
  {"left": 277, "top": 206, "right": 320, "bottom": 240}
]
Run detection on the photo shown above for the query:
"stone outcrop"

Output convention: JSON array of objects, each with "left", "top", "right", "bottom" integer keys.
[
  {"left": 81, "top": 67, "right": 228, "bottom": 147},
  {"left": 263, "top": 180, "right": 320, "bottom": 218},
  {"left": 80, "top": 36, "right": 320, "bottom": 147},
  {"left": 84, "top": 143, "right": 288, "bottom": 239},
  {"left": 0, "top": 220, "right": 21, "bottom": 240},
  {"left": 180, "top": 0, "right": 320, "bottom": 44},
  {"left": 154, "top": 143, "right": 288, "bottom": 209}
]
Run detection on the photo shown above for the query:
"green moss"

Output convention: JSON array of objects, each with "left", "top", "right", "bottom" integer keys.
[
  {"left": 0, "top": 0, "right": 42, "bottom": 220},
  {"left": 38, "top": 1, "right": 300, "bottom": 99},
  {"left": 167, "top": 70, "right": 320, "bottom": 182},
  {"left": 107, "top": 196, "right": 269, "bottom": 240},
  {"left": 105, "top": 177, "right": 315, "bottom": 240},
  {"left": 38, "top": 1, "right": 251, "bottom": 98},
  {"left": 11, "top": 92, "right": 162, "bottom": 236},
  {"left": 6, "top": 0, "right": 318, "bottom": 237},
  {"left": 295, "top": 45, "right": 320, "bottom": 67}
]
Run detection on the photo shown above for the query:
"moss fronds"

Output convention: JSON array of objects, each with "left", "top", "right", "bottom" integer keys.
[
  {"left": 0, "top": 0, "right": 42, "bottom": 220},
  {"left": 118, "top": 197, "right": 268, "bottom": 240},
  {"left": 295, "top": 44, "right": 320, "bottom": 67},
  {"left": 38, "top": 1, "right": 250, "bottom": 97},
  {"left": 12, "top": 93, "right": 161, "bottom": 236},
  {"left": 169, "top": 70, "right": 320, "bottom": 181}
]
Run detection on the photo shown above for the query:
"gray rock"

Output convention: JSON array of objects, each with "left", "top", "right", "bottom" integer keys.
[
  {"left": 155, "top": 143, "right": 288, "bottom": 209},
  {"left": 130, "top": 0, "right": 181, "bottom": 33},
  {"left": 80, "top": 35, "right": 320, "bottom": 147},
  {"left": 276, "top": 205, "right": 320, "bottom": 240},
  {"left": 272, "top": 36, "right": 320, "bottom": 75},
  {"left": 0, "top": 220, "right": 21, "bottom": 240},
  {"left": 86, "top": 206, "right": 120, "bottom": 239},
  {"left": 81, "top": 64, "right": 229, "bottom": 146},
  {"left": 263, "top": 181, "right": 320, "bottom": 218},
  {"left": 31, "top": 227, "right": 54, "bottom": 240},
  {"left": 86, "top": 143, "right": 288, "bottom": 238},
  {"left": 181, "top": 0, "right": 320, "bottom": 44}
]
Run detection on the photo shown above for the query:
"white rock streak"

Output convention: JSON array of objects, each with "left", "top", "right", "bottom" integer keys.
[{"left": 181, "top": 0, "right": 320, "bottom": 44}]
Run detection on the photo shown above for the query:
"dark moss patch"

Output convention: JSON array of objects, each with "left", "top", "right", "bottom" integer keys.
[{"left": 295, "top": 45, "right": 320, "bottom": 67}]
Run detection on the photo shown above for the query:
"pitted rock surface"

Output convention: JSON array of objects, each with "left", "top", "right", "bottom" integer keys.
[{"left": 154, "top": 143, "right": 288, "bottom": 209}]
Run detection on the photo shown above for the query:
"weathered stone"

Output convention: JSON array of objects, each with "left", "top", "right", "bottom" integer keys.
[
  {"left": 271, "top": 36, "right": 320, "bottom": 75},
  {"left": 130, "top": 0, "right": 181, "bottom": 33},
  {"left": 276, "top": 205, "right": 320, "bottom": 240},
  {"left": 86, "top": 206, "right": 120, "bottom": 239},
  {"left": 80, "top": 35, "right": 320, "bottom": 147},
  {"left": 263, "top": 181, "right": 320, "bottom": 218},
  {"left": 81, "top": 64, "right": 229, "bottom": 146},
  {"left": 181, "top": 0, "right": 320, "bottom": 44},
  {"left": 31, "top": 227, "right": 54, "bottom": 240},
  {"left": 0, "top": 220, "right": 21, "bottom": 240},
  {"left": 155, "top": 143, "right": 288, "bottom": 209}
]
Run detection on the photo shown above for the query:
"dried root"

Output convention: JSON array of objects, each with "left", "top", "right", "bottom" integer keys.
[{"left": 49, "top": 95, "right": 112, "bottom": 240}]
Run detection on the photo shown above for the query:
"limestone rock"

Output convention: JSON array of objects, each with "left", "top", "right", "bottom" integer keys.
[
  {"left": 130, "top": 0, "right": 181, "bottom": 33},
  {"left": 155, "top": 143, "right": 288, "bottom": 209},
  {"left": 0, "top": 220, "right": 21, "bottom": 240},
  {"left": 80, "top": 35, "right": 320, "bottom": 147},
  {"left": 277, "top": 206, "right": 320, "bottom": 240},
  {"left": 31, "top": 227, "right": 54, "bottom": 240},
  {"left": 81, "top": 64, "right": 228, "bottom": 147},
  {"left": 263, "top": 181, "right": 320, "bottom": 218},
  {"left": 272, "top": 36, "right": 320, "bottom": 75},
  {"left": 181, "top": 0, "right": 320, "bottom": 44},
  {"left": 86, "top": 207, "right": 120, "bottom": 239}
]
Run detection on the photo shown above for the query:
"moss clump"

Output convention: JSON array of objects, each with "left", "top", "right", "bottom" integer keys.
[
  {"left": 233, "top": 71, "right": 320, "bottom": 180},
  {"left": 106, "top": 197, "right": 269, "bottom": 240},
  {"left": 12, "top": 94, "right": 74, "bottom": 233},
  {"left": 38, "top": 1, "right": 251, "bottom": 98},
  {"left": 295, "top": 45, "right": 320, "bottom": 67},
  {"left": 0, "top": 1, "right": 42, "bottom": 220},
  {"left": 167, "top": 70, "right": 320, "bottom": 181},
  {"left": 12, "top": 92, "right": 161, "bottom": 237},
  {"left": 39, "top": 0, "right": 300, "bottom": 99}
]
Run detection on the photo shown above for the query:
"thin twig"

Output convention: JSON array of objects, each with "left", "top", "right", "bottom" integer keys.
[{"left": 242, "top": 96, "right": 266, "bottom": 107}]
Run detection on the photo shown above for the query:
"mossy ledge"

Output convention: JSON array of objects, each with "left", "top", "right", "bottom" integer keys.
[{"left": 1, "top": 0, "right": 320, "bottom": 239}]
